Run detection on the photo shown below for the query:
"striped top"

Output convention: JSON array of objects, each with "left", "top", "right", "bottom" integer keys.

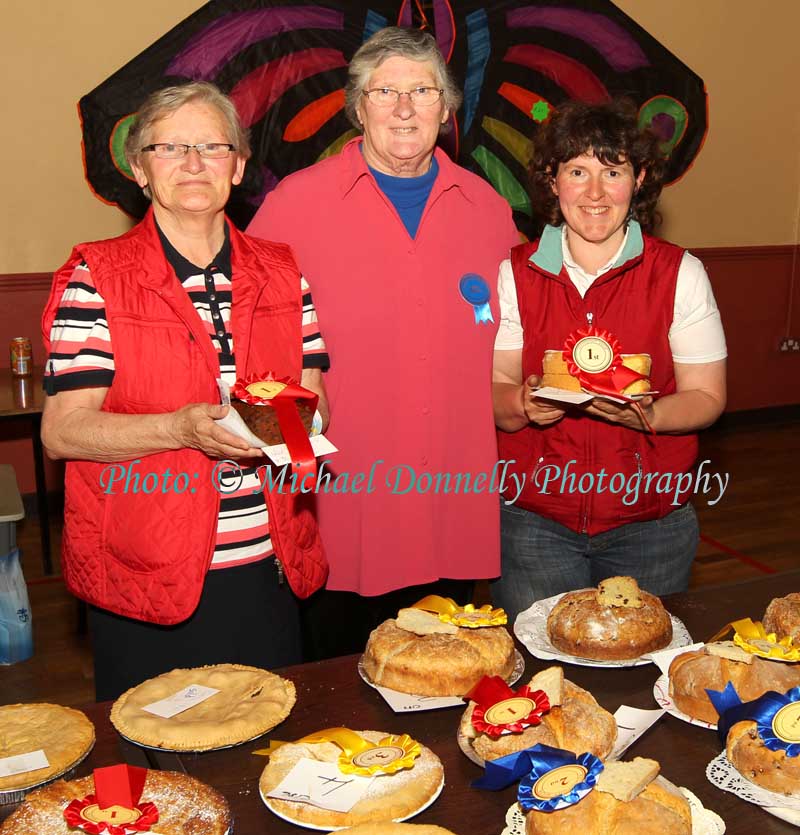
[{"left": 45, "top": 222, "right": 328, "bottom": 570}]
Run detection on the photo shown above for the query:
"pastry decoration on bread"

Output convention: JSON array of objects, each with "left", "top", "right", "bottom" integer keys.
[
  {"left": 668, "top": 639, "right": 800, "bottom": 725},
  {"left": 259, "top": 728, "right": 444, "bottom": 828},
  {"left": 540, "top": 325, "right": 651, "bottom": 399},
  {"left": 460, "top": 666, "right": 617, "bottom": 763},
  {"left": 546, "top": 577, "right": 672, "bottom": 661},
  {"left": 0, "top": 764, "right": 231, "bottom": 835},
  {"left": 473, "top": 747, "right": 690, "bottom": 835},
  {"left": 708, "top": 682, "right": 800, "bottom": 796},
  {"left": 230, "top": 372, "right": 318, "bottom": 476},
  {"left": 362, "top": 597, "right": 515, "bottom": 696}
]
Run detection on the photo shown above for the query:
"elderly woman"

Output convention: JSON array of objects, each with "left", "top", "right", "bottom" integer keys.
[
  {"left": 41, "top": 82, "right": 329, "bottom": 699},
  {"left": 491, "top": 99, "right": 727, "bottom": 621},
  {"left": 248, "top": 27, "right": 518, "bottom": 658}
]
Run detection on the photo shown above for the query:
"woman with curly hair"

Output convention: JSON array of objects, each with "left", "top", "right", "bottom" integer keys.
[{"left": 491, "top": 99, "right": 727, "bottom": 620}]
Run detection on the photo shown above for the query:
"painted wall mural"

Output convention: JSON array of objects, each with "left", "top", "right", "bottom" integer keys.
[{"left": 80, "top": 0, "right": 707, "bottom": 235}]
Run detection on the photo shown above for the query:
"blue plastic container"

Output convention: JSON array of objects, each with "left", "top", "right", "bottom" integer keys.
[{"left": 0, "top": 548, "right": 33, "bottom": 664}]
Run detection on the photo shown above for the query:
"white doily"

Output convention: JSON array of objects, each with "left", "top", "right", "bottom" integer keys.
[
  {"left": 500, "top": 787, "right": 725, "bottom": 835},
  {"left": 652, "top": 674, "right": 718, "bottom": 729},
  {"left": 706, "top": 751, "right": 800, "bottom": 812},
  {"left": 514, "top": 592, "right": 692, "bottom": 667}
]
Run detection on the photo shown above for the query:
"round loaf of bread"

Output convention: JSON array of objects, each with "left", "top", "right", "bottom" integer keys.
[
  {"left": 0, "top": 770, "right": 231, "bottom": 835},
  {"left": 763, "top": 592, "right": 800, "bottom": 643},
  {"left": 547, "top": 586, "right": 672, "bottom": 661},
  {"left": 668, "top": 649, "right": 800, "bottom": 724},
  {"left": 363, "top": 620, "right": 516, "bottom": 696},
  {"left": 260, "top": 730, "right": 444, "bottom": 828},
  {"left": 460, "top": 678, "right": 616, "bottom": 763},
  {"left": 524, "top": 775, "right": 691, "bottom": 835},
  {"left": 231, "top": 398, "right": 314, "bottom": 446},
  {"left": 727, "top": 719, "right": 800, "bottom": 796}
]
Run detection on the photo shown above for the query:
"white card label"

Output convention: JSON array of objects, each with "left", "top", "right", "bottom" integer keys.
[
  {"left": 0, "top": 749, "right": 49, "bottom": 778},
  {"left": 375, "top": 685, "right": 464, "bottom": 713},
  {"left": 142, "top": 684, "right": 220, "bottom": 718},
  {"left": 609, "top": 705, "right": 665, "bottom": 760},
  {"left": 645, "top": 642, "right": 705, "bottom": 676},
  {"left": 266, "top": 758, "right": 373, "bottom": 813}
]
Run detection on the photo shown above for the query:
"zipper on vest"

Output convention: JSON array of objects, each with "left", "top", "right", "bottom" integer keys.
[
  {"left": 275, "top": 557, "right": 285, "bottom": 586},
  {"left": 586, "top": 311, "right": 594, "bottom": 326}
]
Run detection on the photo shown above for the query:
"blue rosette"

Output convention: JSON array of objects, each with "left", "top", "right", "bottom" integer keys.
[
  {"left": 459, "top": 273, "right": 493, "bottom": 324},
  {"left": 708, "top": 683, "right": 800, "bottom": 757},
  {"left": 472, "top": 743, "right": 603, "bottom": 813}
]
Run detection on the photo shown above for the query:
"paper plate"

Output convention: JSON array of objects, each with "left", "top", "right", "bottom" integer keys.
[
  {"left": 514, "top": 592, "right": 692, "bottom": 668},
  {"left": 706, "top": 751, "right": 800, "bottom": 814},
  {"left": 260, "top": 776, "right": 444, "bottom": 831},
  {"left": 652, "top": 673, "right": 717, "bottom": 729}
]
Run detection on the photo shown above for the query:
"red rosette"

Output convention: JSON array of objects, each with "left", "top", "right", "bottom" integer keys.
[
  {"left": 467, "top": 675, "right": 550, "bottom": 739},
  {"left": 562, "top": 325, "right": 648, "bottom": 401},
  {"left": 231, "top": 372, "right": 319, "bottom": 479},
  {"left": 63, "top": 795, "right": 159, "bottom": 835}
]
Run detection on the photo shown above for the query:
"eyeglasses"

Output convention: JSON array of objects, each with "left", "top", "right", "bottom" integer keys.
[
  {"left": 362, "top": 87, "right": 444, "bottom": 107},
  {"left": 140, "top": 143, "right": 236, "bottom": 159}
]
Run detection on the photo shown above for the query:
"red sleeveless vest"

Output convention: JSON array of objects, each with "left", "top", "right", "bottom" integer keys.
[
  {"left": 497, "top": 227, "right": 698, "bottom": 535},
  {"left": 42, "top": 211, "right": 327, "bottom": 624}
]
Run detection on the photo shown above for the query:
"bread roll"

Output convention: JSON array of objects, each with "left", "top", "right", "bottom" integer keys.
[{"left": 668, "top": 647, "right": 800, "bottom": 724}]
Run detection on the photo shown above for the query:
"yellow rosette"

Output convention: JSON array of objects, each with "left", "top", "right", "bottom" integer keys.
[
  {"left": 412, "top": 595, "right": 507, "bottom": 628},
  {"left": 708, "top": 618, "right": 800, "bottom": 663},
  {"left": 256, "top": 728, "right": 420, "bottom": 776}
]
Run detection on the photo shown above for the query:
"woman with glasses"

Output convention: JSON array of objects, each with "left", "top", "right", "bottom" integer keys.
[
  {"left": 249, "top": 27, "right": 518, "bottom": 659},
  {"left": 491, "top": 99, "right": 727, "bottom": 621},
  {"left": 41, "top": 82, "right": 329, "bottom": 699}
]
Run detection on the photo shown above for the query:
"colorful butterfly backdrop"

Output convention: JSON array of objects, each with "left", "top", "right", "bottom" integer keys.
[{"left": 80, "top": 0, "right": 707, "bottom": 236}]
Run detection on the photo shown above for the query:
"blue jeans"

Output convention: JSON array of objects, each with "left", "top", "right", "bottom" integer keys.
[{"left": 491, "top": 502, "right": 698, "bottom": 623}]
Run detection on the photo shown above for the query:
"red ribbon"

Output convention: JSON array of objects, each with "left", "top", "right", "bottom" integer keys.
[
  {"left": 562, "top": 325, "right": 647, "bottom": 401},
  {"left": 466, "top": 675, "right": 550, "bottom": 739},
  {"left": 232, "top": 373, "right": 319, "bottom": 480}
]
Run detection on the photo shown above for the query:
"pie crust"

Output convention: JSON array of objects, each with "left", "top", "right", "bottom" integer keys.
[
  {"left": 110, "top": 663, "right": 295, "bottom": 751},
  {"left": 260, "top": 730, "right": 444, "bottom": 828},
  {"left": 0, "top": 703, "right": 95, "bottom": 791},
  {"left": 363, "top": 620, "right": 516, "bottom": 695},
  {"left": 0, "top": 769, "right": 231, "bottom": 834}
]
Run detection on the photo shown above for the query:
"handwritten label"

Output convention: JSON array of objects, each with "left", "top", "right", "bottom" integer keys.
[
  {"left": 0, "top": 749, "right": 49, "bottom": 779},
  {"left": 484, "top": 697, "right": 535, "bottom": 726},
  {"left": 609, "top": 705, "right": 665, "bottom": 760},
  {"left": 266, "top": 758, "right": 373, "bottom": 813},
  {"left": 374, "top": 685, "right": 464, "bottom": 713},
  {"left": 142, "top": 684, "right": 220, "bottom": 719},
  {"left": 533, "top": 764, "right": 587, "bottom": 800}
]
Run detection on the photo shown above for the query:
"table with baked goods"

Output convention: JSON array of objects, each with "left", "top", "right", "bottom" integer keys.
[{"left": 2, "top": 569, "right": 798, "bottom": 834}]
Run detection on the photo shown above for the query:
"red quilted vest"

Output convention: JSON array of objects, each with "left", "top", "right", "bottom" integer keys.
[
  {"left": 497, "top": 225, "right": 698, "bottom": 535},
  {"left": 42, "top": 210, "right": 327, "bottom": 624}
]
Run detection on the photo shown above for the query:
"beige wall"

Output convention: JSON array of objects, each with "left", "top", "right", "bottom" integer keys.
[
  {"left": 2, "top": 0, "right": 799, "bottom": 273},
  {"left": 1, "top": 1, "right": 205, "bottom": 274}
]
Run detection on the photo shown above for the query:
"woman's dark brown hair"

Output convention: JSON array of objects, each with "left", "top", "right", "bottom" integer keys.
[{"left": 529, "top": 98, "right": 667, "bottom": 234}]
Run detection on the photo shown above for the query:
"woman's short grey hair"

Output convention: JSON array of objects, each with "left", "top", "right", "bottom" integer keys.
[
  {"left": 124, "top": 81, "right": 251, "bottom": 171},
  {"left": 344, "top": 27, "right": 462, "bottom": 129}
]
